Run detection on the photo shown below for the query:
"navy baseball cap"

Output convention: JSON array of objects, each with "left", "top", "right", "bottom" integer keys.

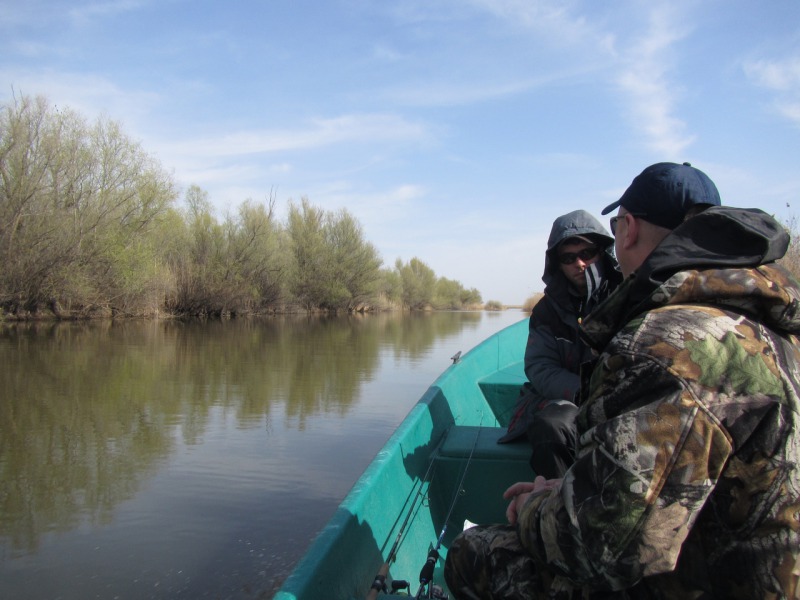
[{"left": 602, "top": 162, "right": 721, "bottom": 230}]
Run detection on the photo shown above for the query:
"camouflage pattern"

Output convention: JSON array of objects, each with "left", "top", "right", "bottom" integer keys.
[{"left": 446, "top": 247, "right": 800, "bottom": 599}]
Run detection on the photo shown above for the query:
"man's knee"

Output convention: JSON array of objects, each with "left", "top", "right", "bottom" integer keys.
[
  {"left": 444, "top": 525, "right": 539, "bottom": 600},
  {"left": 527, "top": 402, "right": 578, "bottom": 441}
]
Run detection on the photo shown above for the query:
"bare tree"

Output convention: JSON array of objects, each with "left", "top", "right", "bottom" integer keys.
[{"left": 0, "top": 94, "right": 175, "bottom": 317}]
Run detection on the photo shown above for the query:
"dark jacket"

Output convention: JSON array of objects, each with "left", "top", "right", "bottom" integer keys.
[
  {"left": 523, "top": 210, "right": 622, "bottom": 404},
  {"left": 499, "top": 210, "right": 622, "bottom": 443},
  {"left": 519, "top": 207, "right": 800, "bottom": 598}
]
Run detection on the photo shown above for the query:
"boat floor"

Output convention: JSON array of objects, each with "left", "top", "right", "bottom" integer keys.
[{"left": 374, "top": 426, "right": 534, "bottom": 599}]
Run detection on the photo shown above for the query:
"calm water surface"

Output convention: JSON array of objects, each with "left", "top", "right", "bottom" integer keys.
[{"left": 0, "top": 310, "right": 525, "bottom": 599}]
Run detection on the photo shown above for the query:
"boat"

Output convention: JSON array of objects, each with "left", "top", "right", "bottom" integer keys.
[{"left": 274, "top": 317, "right": 533, "bottom": 600}]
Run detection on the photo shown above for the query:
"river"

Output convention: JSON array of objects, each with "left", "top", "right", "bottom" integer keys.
[{"left": 0, "top": 309, "right": 526, "bottom": 599}]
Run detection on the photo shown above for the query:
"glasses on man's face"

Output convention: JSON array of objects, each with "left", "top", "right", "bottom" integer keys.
[
  {"left": 610, "top": 212, "right": 644, "bottom": 235},
  {"left": 558, "top": 246, "right": 599, "bottom": 265}
]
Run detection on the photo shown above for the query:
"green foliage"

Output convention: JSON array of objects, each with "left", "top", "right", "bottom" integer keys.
[
  {"left": 433, "top": 277, "right": 461, "bottom": 309},
  {"left": 395, "top": 257, "right": 436, "bottom": 310},
  {"left": 0, "top": 94, "right": 176, "bottom": 316},
  {"left": 378, "top": 267, "right": 402, "bottom": 304},
  {"left": 286, "top": 199, "right": 382, "bottom": 311},
  {"left": 461, "top": 287, "right": 482, "bottom": 306},
  {"left": 0, "top": 94, "right": 482, "bottom": 318},
  {"left": 165, "top": 188, "right": 286, "bottom": 316},
  {"left": 431, "top": 276, "right": 482, "bottom": 310},
  {"left": 229, "top": 199, "right": 285, "bottom": 308}
]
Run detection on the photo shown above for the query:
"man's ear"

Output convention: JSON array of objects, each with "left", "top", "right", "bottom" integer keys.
[{"left": 620, "top": 213, "right": 639, "bottom": 250}]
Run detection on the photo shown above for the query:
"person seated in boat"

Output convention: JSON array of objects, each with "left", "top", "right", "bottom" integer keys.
[
  {"left": 445, "top": 162, "right": 800, "bottom": 599},
  {"left": 499, "top": 209, "right": 622, "bottom": 479}
]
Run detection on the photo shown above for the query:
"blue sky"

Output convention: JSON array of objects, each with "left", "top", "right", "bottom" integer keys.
[{"left": 2, "top": 1, "right": 799, "bottom": 304}]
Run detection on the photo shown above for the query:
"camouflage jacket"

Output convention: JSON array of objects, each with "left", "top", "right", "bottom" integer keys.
[{"left": 517, "top": 207, "right": 800, "bottom": 598}]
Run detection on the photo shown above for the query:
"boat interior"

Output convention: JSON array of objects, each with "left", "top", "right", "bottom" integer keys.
[{"left": 275, "top": 318, "right": 532, "bottom": 600}]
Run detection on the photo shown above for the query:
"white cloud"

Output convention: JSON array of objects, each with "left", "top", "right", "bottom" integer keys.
[
  {"left": 371, "top": 44, "right": 406, "bottom": 62},
  {"left": 312, "top": 183, "right": 427, "bottom": 228},
  {"left": 7, "top": 41, "right": 50, "bottom": 58},
  {"left": 615, "top": 5, "right": 695, "bottom": 157},
  {"left": 0, "top": 1, "right": 56, "bottom": 28},
  {"left": 387, "top": 71, "right": 580, "bottom": 107},
  {"left": 467, "top": 0, "right": 598, "bottom": 43},
  {"left": 68, "top": 0, "right": 148, "bottom": 25},
  {"left": 0, "top": 68, "right": 160, "bottom": 131},
  {"left": 777, "top": 101, "right": 800, "bottom": 125},
  {"left": 744, "top": 56, "right": 800, "bottom": 90},
  {"left": 370, "top": 0, "right": 615, "bottom": 109},
  {"left": 158, "top": 113, "right": 432, "bottom": 159},
  {"left": 743, "top": 55, "right": 800, "bottom": 127}
]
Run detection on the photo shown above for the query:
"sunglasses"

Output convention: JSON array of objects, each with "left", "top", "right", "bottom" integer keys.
[{"left": 558, "top": 246, "right": 599, "bottom": 265}]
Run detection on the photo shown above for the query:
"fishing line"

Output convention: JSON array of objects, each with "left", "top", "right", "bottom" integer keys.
[
  {"left": 367, "top": 447, "right": 438, "bottom": 600},
  {"left": 416, "top": 416, "right": 483, "bottom": 599}
]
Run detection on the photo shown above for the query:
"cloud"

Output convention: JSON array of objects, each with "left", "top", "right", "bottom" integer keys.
[
  {"left": 386, "top": 71, "right": 581, "bottom": 107},
  {"left": 68, "top": 0, "right": 148, "bottom": 25},
  {"left": 744, "top": 56, "right": 800, "bottom": 90},
  {"left": 467, "top": 0, "right": 604, "bottom": 45},
  {"left": 371, "top": 44, "right": 406, "bottom": 62},
  {"left": 369, "top": 0, "right": 615, "bottom": 109},
  {"left": 0, "top": 0, "right": 148, "bottom": 30},
  {"left": 158, "top": 113, "right": 433, "bottom": 158},
  {"left": 743, "top": 55, "right": 800, "bottom": 127},
  {"left": 0, "top": 1, "right": 56, "bottom": 28},
  {"left": 0, "top": 68, "right": 160, "bottom": 129},
  {"left": 308, "top": 183, "right": 427, "bottom": 229},
  {"left": 615, "top": 5, "right": 695, "bottom": 157}
]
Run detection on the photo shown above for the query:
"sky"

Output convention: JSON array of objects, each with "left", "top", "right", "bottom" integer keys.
[{"left": 1, "top": 1, "right": 799, "bottom": 304}]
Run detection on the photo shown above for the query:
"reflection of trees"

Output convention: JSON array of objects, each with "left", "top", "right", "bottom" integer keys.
[
  {"left": 380, "top": 311, "right": 482, "bottom": 361},
  {"left": 0, "top": 321, "right": 175, "bottom": 553},
  {"left": 0, "top": 312, "right": 482, "bottom": 553}
]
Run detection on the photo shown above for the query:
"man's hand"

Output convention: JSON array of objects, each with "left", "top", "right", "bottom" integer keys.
[{"left": 503, "top": 476, "right": 561, "bottom": 525}]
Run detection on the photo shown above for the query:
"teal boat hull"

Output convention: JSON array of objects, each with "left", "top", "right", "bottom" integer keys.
[{"left": 275, "top": 317, "right": 531, "bottom": 600}]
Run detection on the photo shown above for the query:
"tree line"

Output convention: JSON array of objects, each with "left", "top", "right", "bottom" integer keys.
[{"left": 0, "top": 94, "right": 483, "bottom": 319}]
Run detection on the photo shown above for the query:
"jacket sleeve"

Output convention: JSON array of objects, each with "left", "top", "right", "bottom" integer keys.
[
  {"left": 517, "top": 331, "right": 733, "bottom": 590},
  {"left": 523, "top": 314, "right": 581, "bottom": 402}
]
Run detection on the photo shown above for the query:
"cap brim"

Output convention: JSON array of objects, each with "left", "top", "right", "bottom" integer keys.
[
  {"left": 601, "top": 199, "right": 622, "bottom": 215},
  {"left": 558, "top": 234, "right": 596, "bottom": 247}
]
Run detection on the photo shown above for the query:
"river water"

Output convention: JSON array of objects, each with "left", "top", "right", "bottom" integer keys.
[{"left": 0, "top": 310, "right": 525, "bottom": 599}]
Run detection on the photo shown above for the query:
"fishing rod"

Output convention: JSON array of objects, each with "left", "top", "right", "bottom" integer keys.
[
  {"left": 415, "top": 423, "right": 482, "bottom": 599},
  {"left": 366, "top": 454, "right": 438, "bottom": 600}
]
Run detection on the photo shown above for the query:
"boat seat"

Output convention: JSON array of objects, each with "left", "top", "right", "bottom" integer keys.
[
  {"left": 438, "top": 425, "right": 530, "bottom": 461},
  {"left": 478, "top": 365, "right": 526, "bottom": 388},
  {"left": 431, "top": 425, "right": 534, "bottom": 527},
  {"left": 477, "top": 364, "right": 527, "bottom": 426}
]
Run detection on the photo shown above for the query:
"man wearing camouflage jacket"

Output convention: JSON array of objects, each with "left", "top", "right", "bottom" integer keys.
[{"left": 445, "top": 162, "right": 800, "bottom": 599}]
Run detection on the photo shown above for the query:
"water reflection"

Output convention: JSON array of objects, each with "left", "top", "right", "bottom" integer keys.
[{"left": 0, "top": 312, "right": 483, "bottom": 561}]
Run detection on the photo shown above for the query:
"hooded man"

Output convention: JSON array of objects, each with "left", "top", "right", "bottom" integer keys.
[
  {"left": 500, "top": 210, "right": 622, "bottom": 480},
  {"left": 446, "top": 162, "right": 800, "bottom": 599}
]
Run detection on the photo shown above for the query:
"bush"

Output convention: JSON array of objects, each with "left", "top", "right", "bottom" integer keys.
[
  {"left": 779, "top": 216, "right": 800, "bottom": 281},
  {"left": 522, "top": 293, "right": 544, "bottom": 313}
]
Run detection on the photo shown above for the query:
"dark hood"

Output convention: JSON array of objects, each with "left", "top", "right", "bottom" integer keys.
[
  {"left": 542, "top": 210, "right": 618, "bottom": 302},
  {"left": 582, "top": 206, "right": 800, "bottom": 349},
  {"left": 635, "top": 206, "right": 788, "bottom": 292}
]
